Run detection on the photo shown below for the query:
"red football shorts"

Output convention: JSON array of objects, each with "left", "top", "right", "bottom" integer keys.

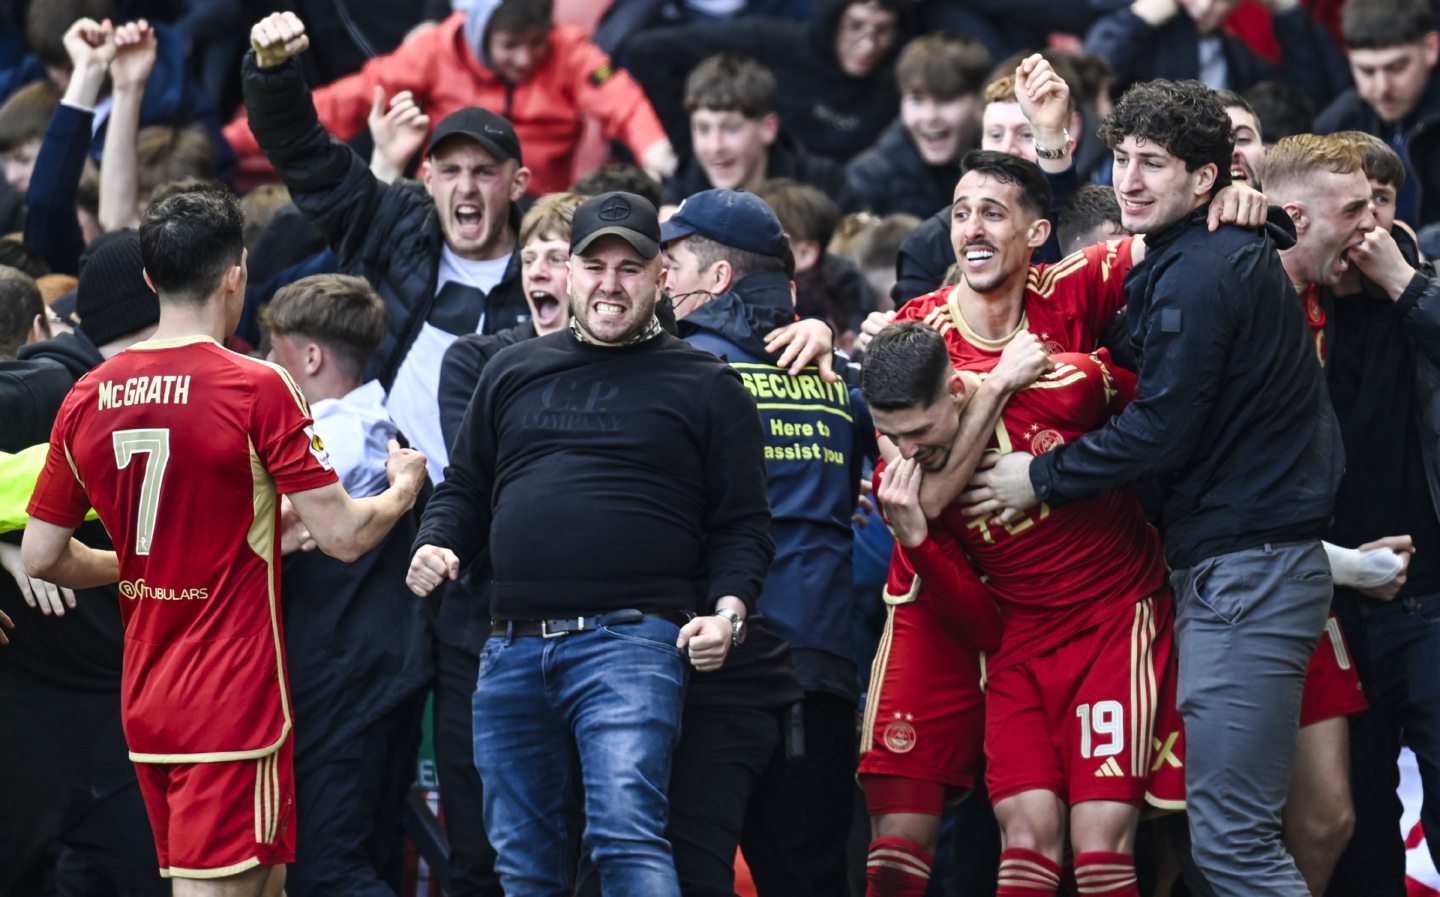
[
  {"left": 985, "top": 594, "right": 1185, "bottom": 809},
  {"left": 859, "top": 580, "right": 986, "bottom": 793},
  {"left": 1300, "top": 612, "right": 1368, "bottom": 728},
  {"left": 134, "top": 736, "right": 295, "bottom": 878}
]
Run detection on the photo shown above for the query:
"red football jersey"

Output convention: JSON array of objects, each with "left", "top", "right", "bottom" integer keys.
[
  {"left": 938, "top": 350, "right": 1168, "bottom": 672},
  {"left": 28, "top": 335, "right": 338, "bottom": 762},
  {"left": 896, "top": 238, "right": 1135, "bottom": 370},
  {"left": 1299, "top": 283, "right": 1327, "bottom": 366}
]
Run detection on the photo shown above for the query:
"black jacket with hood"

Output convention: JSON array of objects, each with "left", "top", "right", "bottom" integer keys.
[
  {"left": 0, "top": 331, "right": 104, "bottom": 453},
  {"left": 1317, "top": 74, "right": 1440, "bottom": 228},
  {"left": 846, "top": 119, "right": 961, "bottom": 218},
  {"left": 661, "top": 130, "right": 853, "bottom": 208},
  {"left": 627, "top": 0, "right": 914, "bottom": 163},
  {"left": 240, "top": 50, "right": 529, "bottom": 389}
]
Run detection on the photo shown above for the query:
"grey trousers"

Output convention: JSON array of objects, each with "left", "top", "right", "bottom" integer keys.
[{"left": 1169, "top": 540, "right": 1333, "bottom": 897}]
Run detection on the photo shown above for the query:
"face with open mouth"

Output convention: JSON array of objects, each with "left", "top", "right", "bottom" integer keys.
[
  {"left": 1226, "top": 106, "right": 1265, "bottom": 188},
  {"left": 949, "top": 170, "right": 1045, "bottom": 295},
  {"left": 1291, "top": 168, "right": 1377, "bottom": 288},
  {"left": 568, "top": 236, "right": 664, "bottom": 346},
  {"left": 691, "top": 109, "right": 774, "bottom": 192},
  {"left": 521, "top": 233, "right": 571, "bottom": 335},
  {"left": 424, "top": 139, "right": 525, "bottom": 261},
  {"left": 903, "top": 90, "right": 978, "bottom": 167}
]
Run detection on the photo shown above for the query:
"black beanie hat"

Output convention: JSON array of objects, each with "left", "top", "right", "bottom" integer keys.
[{"left": 76, "top": 231, "right": 159, "bottom": 347}]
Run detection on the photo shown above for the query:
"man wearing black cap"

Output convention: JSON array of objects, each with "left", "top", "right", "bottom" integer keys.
[
  {"left": 244, "top": 12, "right": 533, "bottom": 483},
  {"left": 0, "top": 231, "right": 169, "bottom": 897},
  {"left": 407, "top": 192, "right": 774, "bottom": 897}
]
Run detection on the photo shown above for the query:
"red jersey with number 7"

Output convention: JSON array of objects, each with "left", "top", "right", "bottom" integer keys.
[
  {"left": 940, "top": 350, "right": 1168, "bottom": 673},
  {"left": 27, "top": 335, "right": 338, "bottom": 763}
]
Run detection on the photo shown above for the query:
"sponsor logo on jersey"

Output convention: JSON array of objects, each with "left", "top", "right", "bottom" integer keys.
[
  {"left": 303, "top": 425, "right": 333, "bottom": 471},
  {"left": 118, "top": 578, "right": 209, "bottom": 601}
]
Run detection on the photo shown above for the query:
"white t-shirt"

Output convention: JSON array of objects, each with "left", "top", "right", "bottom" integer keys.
[
  {"left": 386, "top": 246, "right": 509, "bottom": 483},
  {"left": 311, "top": 380, "right": 397, "bottom": 499}
]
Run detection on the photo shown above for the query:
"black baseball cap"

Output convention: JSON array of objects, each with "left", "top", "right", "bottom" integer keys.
[
  {"left": 660, "top": 188, "right": 787, "bottom": 258},
  {"left": 428, "top": 107, "right": 523, "bottom": 164},
  {"left": 570, "top": 191, "right": 661, "bottom": 259}
]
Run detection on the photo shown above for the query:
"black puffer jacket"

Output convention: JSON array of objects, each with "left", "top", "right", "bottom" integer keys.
[
  {"left": 240, "top": 51, "right": 528, "bottom": 388},
  {"left": 846, "top": 120, "right": 960, "bottom": 218},
  {"left": 627, "top": 0, "right": 913, "bottom": 162}
]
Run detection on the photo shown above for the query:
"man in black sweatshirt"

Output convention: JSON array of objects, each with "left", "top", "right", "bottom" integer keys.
[
  {"left": 406, "top": 191, "right": 773, "bottom": 897},
  {"left": 965, "top": 80, "right": 1343, "bottom": 897}
]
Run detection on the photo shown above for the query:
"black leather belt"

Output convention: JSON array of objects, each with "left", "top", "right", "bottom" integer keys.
[{"left": 490, "top": 608, "right": 693, "bottom": 639}]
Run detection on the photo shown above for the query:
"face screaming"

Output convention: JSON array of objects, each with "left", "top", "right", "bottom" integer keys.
[{"left": 568, "top": 235, "right": 666, "bottom": 345}]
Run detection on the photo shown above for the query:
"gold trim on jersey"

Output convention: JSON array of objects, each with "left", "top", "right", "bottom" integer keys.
[
  {"left": 1129, "top": 597, "right": 1159, "bottom": 778},
  {"left": 942, "top": 286, "right": 1029, "bottom": 351},
  {"left": 127, "top": 439, "right": 294, "bottom": 765},
  {"left": 1027, "top": 249, "right": 1090, "bottom": 300},
  {"left": 861, "top": 599, "right": 903, "bottom": 753},
  {"left": 883, "top": 575, "right": 921, "bottom": 606},
  {"left": 63, "top": 442, "right": 83, "bottom": 489},
  {"left": 129, "top": 334, "right": 220, "bottom": 351},
  {"left": 161, "top": 858, "right": 263, "bottom": 880}
]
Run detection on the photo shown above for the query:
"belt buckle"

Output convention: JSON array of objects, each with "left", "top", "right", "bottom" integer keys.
[{"left": 541, "top": 617, "right": 584, "bottom": 638}]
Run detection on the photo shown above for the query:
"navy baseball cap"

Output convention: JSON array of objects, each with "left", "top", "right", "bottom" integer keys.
[
  {"left": 428, "top": 107, "right": 523, "bottom": 164},
  {"left": 660, "top": 189, "right": 786, "bottom": 258}
]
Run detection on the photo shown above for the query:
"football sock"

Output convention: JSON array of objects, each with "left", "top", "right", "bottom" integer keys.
[
  {"left": 1074, "top": 851, "right": 1140, "bottom": 896},
  {"left": 865, "top": 836, "right": 932, "bottom": 897},
  {"left": 996, "top": 847, "right": 1061, "bottom": 895}
]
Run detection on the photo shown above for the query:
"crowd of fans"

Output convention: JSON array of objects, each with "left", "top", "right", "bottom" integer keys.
[{"left": 2, "top": 0, "right": 1440, "bottom": 896}]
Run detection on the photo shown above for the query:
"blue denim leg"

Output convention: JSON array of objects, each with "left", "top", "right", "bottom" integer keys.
[
  {"left": 556, "top": 616, "right": 687, "bottom": 897},
  {"left": 471, "top": 634, "right": 582, "bottom": 897},
  {"left": 471, "top": 618, "right": 687, "bottom": 897}
]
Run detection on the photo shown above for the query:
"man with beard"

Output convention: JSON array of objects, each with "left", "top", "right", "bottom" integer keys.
[{"left": 407, "top": 191, "right": 773, "bottom": 897}]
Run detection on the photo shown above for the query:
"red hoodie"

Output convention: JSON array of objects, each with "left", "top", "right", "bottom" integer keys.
[{"left": 225, "top": 12, "right": 666, "bottom": 194}]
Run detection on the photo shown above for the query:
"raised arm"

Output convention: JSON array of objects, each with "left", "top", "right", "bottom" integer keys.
[{"left": 97, "top": 19, "right": 157, "bottom": 233}]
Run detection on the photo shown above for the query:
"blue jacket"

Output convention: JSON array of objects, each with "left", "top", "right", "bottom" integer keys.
[{"left": 681, "top": 271, "right": 876, "bottom": 670}]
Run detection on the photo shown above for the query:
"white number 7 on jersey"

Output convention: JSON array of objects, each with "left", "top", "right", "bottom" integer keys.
[{"left": 113, "top": 429, "right": 170, "bottom": 556}]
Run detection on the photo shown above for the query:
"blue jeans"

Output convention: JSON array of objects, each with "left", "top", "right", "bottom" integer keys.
[
  {"left": 472, "top": 615, "right": 687, "bottom": 897},
  {"left": 1329, "top": 591, "right": 1440, "bottom": 897}
]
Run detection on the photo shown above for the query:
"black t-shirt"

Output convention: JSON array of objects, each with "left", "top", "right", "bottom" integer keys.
[{"left": 1327, "top": 291, "right": 1440, "bottom": 596}]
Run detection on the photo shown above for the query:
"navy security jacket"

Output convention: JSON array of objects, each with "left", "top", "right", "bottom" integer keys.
[{"left": 681, "top": 271, "right": 876, "bottom": 665}]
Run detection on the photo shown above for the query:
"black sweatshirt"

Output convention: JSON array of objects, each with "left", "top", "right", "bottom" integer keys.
[{"left": 414, "top": 328, "right": 774, "bottom": 619}]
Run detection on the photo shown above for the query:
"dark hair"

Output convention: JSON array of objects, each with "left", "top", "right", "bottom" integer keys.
[
  {"left": 265, "top": 274, "right": 388, "bottom": 378},
  {"left": 139, "top": 184, "right": 245, "bottom": 301},
  {"left": 1058, "top": 185, "right": 1123, "bottom": 252},
  {"left": 860, "top": 321, "right": 952, "bottom": 411},
  {"left": 1242, "top": 81, "right": 1315, "bottom": 144},
  {"left": 0, "top": 80, "right": 60, "bottom": 152},
  {"left": 684, "top": 54, "right": 777, "bottom": 119},
  {"left": 489, "top": 0, "right": 554, "bottom": 35},
  {"left": 26, "top": 0, "right": 114, "bottom": 70},
  {"left": 959, "top": 150, "right": 1053, "bottom": 219},
  {"left": 1342, "top": 0, "right": 1435, "bottom": 49},
  {"left": 136, "top": 127, "right": 215, "bottom": 203},
  {"left": 1333, "top": 130, "right": 1407, "bottom": 188},
  {"left": 896, "top": 33, "right": 990, "bottom": 100},
  {"left": 755, "top": 178, "right": 841, "bottom": 245},
  {"left": 1213, "top": 88, "right": 1257, "bottom": 121},
  {"left": 0, "top": 237, "right": 50, "bottom": 278},
  {"left": 572, "top": 163, "right": 662, "bottom": 208},
  {"left": 847, "top": 213, "right": 922, "bottom": 270},
  {"left": 1052, "top": 50, "right": 1114, "bottom": 109},
  {"left": 685, "top": 234, "right": 789, "bottom": 280},
  {"left": 0, "top": 265, "right": 42, "bottom": 359},
  {"left": 1100, "top": 80, "right": 1233, "bottom": 190}
]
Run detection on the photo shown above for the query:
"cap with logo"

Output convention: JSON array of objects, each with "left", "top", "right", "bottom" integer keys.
[
  {"left": 570, "top": 191, "right": 661, "bottom": 259},
  {"left": 428, "top": 107, "right": 523, "bottom": 164},
  {"left": 660, "top": 189, "right": 786, "bottom": 258}
]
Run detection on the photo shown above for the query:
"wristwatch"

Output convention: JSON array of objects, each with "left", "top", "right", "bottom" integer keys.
[
  {"left": 1034, "top": 129, "right": 1071, "bottom": 160},
  {"left": 713, "top": 608, "right": 746, "bottom": 647}
]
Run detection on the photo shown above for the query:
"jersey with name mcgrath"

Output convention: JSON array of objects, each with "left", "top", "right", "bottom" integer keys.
[
  {"left": 938, "top": 350, "right": 1168, "bottom": 673},
  {"left": 896, "top": 238, "right": 1135, "bottom": 369},
  {"left": 27, "top": 335, "right": 338, "bottom": 763}
]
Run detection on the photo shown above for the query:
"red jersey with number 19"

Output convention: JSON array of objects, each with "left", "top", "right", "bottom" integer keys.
[
  {"left": 939, "top": 350, "right": 1169, "bottom": 672},
  {"left": 27, "top": 335, "right": 338, "bottom": 763}
]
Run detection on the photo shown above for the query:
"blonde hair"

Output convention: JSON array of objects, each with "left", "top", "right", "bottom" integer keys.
[
  {"left": 1263, "top": 134, "right": 1366, "bottom": 193},
  {"left": 520, "top": 191, "right": 584, "bottom": 246}
]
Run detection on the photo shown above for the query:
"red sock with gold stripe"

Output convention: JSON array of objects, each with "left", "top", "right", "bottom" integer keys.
[
  {"left": 865, "top": 837, "right": 931, "bottom": 897},
  {"left": 1074, "top": 851, "right": 1139, "bottom": 896},
  {"left": 996, "top": 847, "right": 1060, "bottom": 895}
]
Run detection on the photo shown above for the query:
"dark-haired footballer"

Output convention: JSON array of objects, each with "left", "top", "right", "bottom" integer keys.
[{"left": 966, "top": 79, "right": 1345, "bottom": 896}]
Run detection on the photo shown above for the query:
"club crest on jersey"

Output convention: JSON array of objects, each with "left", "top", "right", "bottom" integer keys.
[
  {"left": 304, "top": 425, "right": 333, "bottom": 471},
  {"left": 1029, "top": 426, "right": 1065, "bottom": 455},
  {"left": 883, "top": 713, "right": 916, "bottom": 753}
]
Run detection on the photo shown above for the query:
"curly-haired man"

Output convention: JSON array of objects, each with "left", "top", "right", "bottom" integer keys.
[{"left": 966, "top": 80, "right": 1345, "bottom": 896}]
